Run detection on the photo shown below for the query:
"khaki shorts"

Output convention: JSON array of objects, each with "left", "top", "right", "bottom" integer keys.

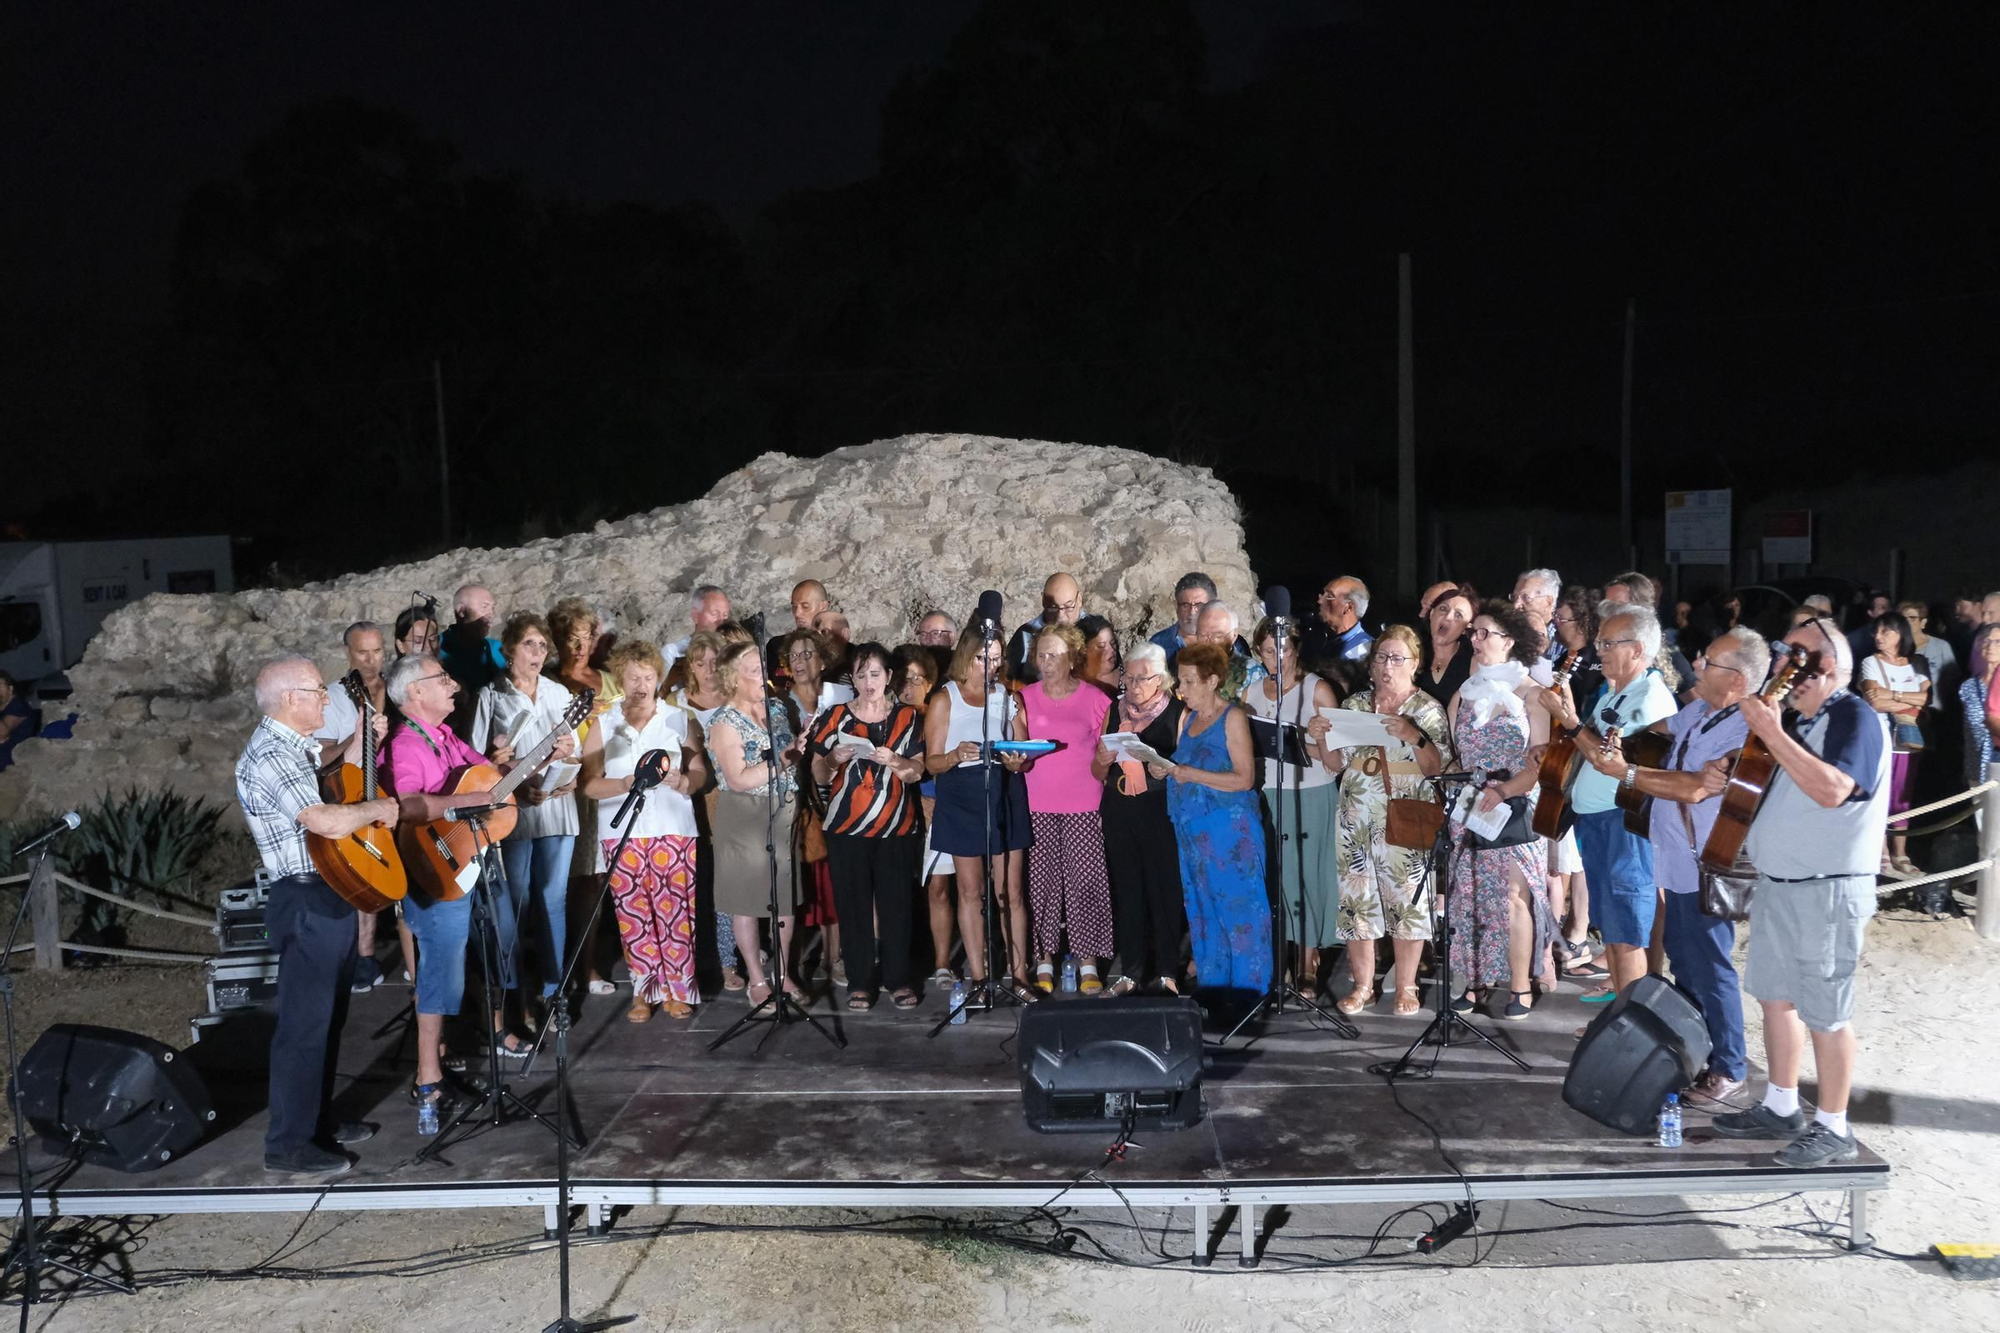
[{"left": 1743, "top": 874, "right": 1875, "bottom": 1032}]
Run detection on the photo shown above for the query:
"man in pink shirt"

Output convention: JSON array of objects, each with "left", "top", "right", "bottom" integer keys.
[{"left": 382, "top": 652, "right": 532, "bottom": 1133}]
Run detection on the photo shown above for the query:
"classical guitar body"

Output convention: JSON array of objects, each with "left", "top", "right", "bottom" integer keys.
[
  {"left": 1614, "top": 730, "right": 1672, "bottom": 837},
  {"left": 307, "top": 763, "right": 408, "bottom": 912},
  {"left": 304, "top": 673, "right": 409, "bottom": 913},
  {"left": 400, "top": 765, "right": 520, "bottom": 901},
  {"left": 1529, "top": 648, "right": 1585, "bottom": 839},
  {"left": 1699, "top": 645, "right": 1816, "bottom": 873}
]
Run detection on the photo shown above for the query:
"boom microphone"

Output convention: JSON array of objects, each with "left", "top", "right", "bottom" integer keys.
[
  {"left": 9, "top": 811, "right": 79, "bottom": 857},
  {"left": 1263, "top": 585, "right": 1292, "bottom": 621},
  {"left": 975, "top": 589, "right": 1003, "bottom": 632},
  {"left": 610, "top": 749, "right": 672, "bottom": 829}
]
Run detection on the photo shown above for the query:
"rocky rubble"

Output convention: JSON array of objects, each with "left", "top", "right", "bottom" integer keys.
[{"left": 0, "top": 434, "right": 1254, "bottom": 824}]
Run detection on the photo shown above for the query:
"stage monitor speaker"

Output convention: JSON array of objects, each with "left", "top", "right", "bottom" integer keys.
[
  {"left": 1017, "top": 995, "right": 1207, "bottom": 1134},
  {"left": 14, "top": 1023, "right": 216, "bottom": 1172},
  {"left": 1563, "top": 975, "right": 1712, "bottom": 1136}
]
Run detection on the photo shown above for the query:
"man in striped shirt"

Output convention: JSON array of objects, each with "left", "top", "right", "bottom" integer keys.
[{"left": 236, "top": 655, "right": 397, "bottom": 1177}]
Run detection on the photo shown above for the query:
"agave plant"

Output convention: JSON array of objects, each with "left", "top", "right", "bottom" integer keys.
[{"left": 73, "top": 787, "right": 226, "bottom": 938}]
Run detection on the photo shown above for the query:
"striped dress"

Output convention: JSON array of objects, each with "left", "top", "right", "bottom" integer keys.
[{"left": 805, "top": 701, "right": 926, "bottom": 994}]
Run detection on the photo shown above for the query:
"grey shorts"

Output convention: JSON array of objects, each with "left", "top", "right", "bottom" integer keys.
[{"left": 1743, "top": 874, "right": 1875, "bottom": 1032}]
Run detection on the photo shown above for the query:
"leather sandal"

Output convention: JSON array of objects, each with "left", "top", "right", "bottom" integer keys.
[
  {"left": 1336, "top": 984, "right": 1372, "bottom": 1016},
  {"left": 661, "top": 999, "right": 694, "bottom": 1019},
  {"left": 625, "top": 998, "right": 653, "bottom": 1024},
  {"left": 1393, "top": 985, "right": 1423, "bottom": 1017}
]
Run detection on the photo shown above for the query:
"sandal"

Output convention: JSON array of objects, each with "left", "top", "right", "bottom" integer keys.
[
  {"left": 494, "top": 1029, "right": 532, "bottom": 1058},
  {"left": 1108, "top": 976, "right": 1138, "bottom": 997},
  {"left": 1579, "top": 985, "right": 1617, "bottom": 1005},
  {"left": 892, "top": 988, "right": 920, "bottom": 1009},
  {"left": 746, "top": 979, "right": 773, "bottom": 1006},
  {"left": 661, "top": 999, "right": 694, "bottom": 1019},
  {"left": 721, "top": 966, "right": 747, "bottom": 992},
  {"left": 1563, "top": 953, "right": 1610, "bottom": 978},
  {"left": 1503, "top": 990, "right": 1534, "bottom": 1021},
  {"left": 1336, "top": 984, "right": 1372, "bottom": 1017},
  {"left": 625, "top": 999, "right": 653, "bottom": 1024},
  {"left": 785, "top": 983, "right": 813, "bottom": 1009},
  {"left": 1079, "top": 965, "right": 1103, "bottom": 995},
  {"left": 931, "top": 968, "right": 957, "bottom": 988},
  {"left": 588, "top": 978, "right": 616, "bottom": 996},
  {"left": 847, "top": 991, "right": 876, "bottom": 1011},
  {"left": 1393, "top": 985, "right": 1422, "bottom": 1017},
  {"left": 1033, "top": 962, "right": 1056, "bottom": 994},
  {"left": 1154, "top": 976, "right": 1180, "bottom": 996}
]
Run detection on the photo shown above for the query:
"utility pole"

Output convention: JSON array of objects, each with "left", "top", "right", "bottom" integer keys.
[
  {"left": 1619, "top": 298, "right": 1636, "bottom": 566},
  {"left": 1397, "top": 254, "right": 1417, "bottom": 602},
  {"left": 434, "top": 358, "right": 452, "bottom": 548}
]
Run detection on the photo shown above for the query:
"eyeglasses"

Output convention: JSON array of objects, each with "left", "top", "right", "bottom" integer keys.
[
  {"left": 1552, "top": 614, "right": 1577, "bottom": 627},
  {"left": 411, "top": 672, "right": 451, "bottom": 687},
  {"left": 288, "top": 684, "right": 330, "bottom": 698},
  {"left": 1373, "top": 654, "right": 1412, "bottom": 667},
  {"left": 1594, "top": 637, "right": 1639, "bottom": 653},
  {"left": 1469, "top": 628, "right": 1511, "bottom": 642},
  {"left": 1175, "top": 596, "right": 1209, "bottom": 612},
  {"left": 1697, "top": 655, "right": 1743, "bottom": 676},
  {"left": 1047, "top": 599, "right": 1082, "bottom": 614}
]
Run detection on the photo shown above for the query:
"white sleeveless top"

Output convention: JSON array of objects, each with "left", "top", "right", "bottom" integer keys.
[
  {"left": 596, "top": 699, "right": 698, "bottom": 841},
  {"left": 1246, "top": 671, "right": 1336, "bottom": 790},
  {"left": 944, "top": 680, "right": 1018, "bottom": 767}
]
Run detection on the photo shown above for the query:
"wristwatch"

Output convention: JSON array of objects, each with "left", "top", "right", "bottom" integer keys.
[
  {"left": 1621, "top": 764, "right": 1638, "bottom": 790},
  {"left": 1413, "top": 731, "right": 1431, "bottom": 751}
]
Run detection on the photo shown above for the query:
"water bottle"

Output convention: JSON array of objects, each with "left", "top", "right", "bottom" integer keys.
[
  {"left": 948, "top": 979, "right": 967, "bottom": 1025},
  {"left": 1657, "top": 1093, "right": 1682, "bottom": 1148},
  {"left": 417, "top": 1095, "right": 440, "bottom": 1138},
  {"left": 1060, "top": 957, "right": 1079, "bottom": 993}
]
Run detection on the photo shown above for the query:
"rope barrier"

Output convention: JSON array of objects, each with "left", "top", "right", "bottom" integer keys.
[
  {"left": 1886, "top": 780, "right": 1994, "bottom": 827},
  {"left": 0, "top": 870, "right": 217, "bottom": 930},
  {"left": 1877, "top": 858, "right": 1991, "bottom": 896},
  {"left": 53, "top": 941, "right": 213, "bottom": 964}
]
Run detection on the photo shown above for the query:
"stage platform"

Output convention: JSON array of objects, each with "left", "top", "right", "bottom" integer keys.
[{"left": 8, "top": 979, "right": 1888, "bottom": 1262}]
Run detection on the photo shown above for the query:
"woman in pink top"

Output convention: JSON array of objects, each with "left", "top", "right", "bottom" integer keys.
[{"left": 1022, "top": 623, "right": 1116, "bottom": 992}]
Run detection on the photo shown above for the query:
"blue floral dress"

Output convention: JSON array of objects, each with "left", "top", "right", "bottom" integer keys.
[{"left": 1167, "top": 709, "right": 1273, "bottom": 998}]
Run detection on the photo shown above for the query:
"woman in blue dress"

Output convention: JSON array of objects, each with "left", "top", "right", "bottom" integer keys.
[{"left": 1153, "top": 641, "right": 1272, "bottom": 1005}]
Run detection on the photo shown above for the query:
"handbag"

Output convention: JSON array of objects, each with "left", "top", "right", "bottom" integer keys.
[
  {"left": 1679, "top": 802, "right": 1755, "bottom": 921},
  {"left": 1892, "top": 718, "right": 1925, "bottom": 753},
  {"left": 1386, "top": 788, "right": 1447, "bottom": 850},
  {"left": 1461, "top": 785, "right": 1537, "bottom": 850}
]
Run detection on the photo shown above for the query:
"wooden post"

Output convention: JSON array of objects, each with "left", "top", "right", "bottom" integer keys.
[{"left": 29, "top": 854, "right": 62, "bottom": 971}]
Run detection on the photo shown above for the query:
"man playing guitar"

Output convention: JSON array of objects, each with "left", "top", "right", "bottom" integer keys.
[
  {"left": 312, "top": 620, "right": 395, "bottom": 991},
  {"left": 382, "top": 652, "right": 575, "bottom": 1133},
  {"left": 1542, "top": 603, "right": 1677, "bottom": 1004},
  {"left": 1704, "top": 618, "right": 1889, "bottom": 1167}
]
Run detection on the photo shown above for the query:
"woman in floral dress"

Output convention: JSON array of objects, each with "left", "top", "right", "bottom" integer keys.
[
  {"left": 1327, "top": 626, "right": 1450, "bottom": 1017},
  {"left": 1444, "top": 601, "right": 1556, "bottom": 1021}
]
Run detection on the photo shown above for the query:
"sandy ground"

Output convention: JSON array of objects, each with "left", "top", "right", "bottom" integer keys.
[{"left": 7, "top": 908, "right": 2000, "bottom": 1332}]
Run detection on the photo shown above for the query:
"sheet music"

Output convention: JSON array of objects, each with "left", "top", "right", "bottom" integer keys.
[
  {"left": 1104, "top": 731, "right": 1167, "bottom": 767},
  {"left": 1313, "top": 707, "right": 1402, "bottom": 749}
]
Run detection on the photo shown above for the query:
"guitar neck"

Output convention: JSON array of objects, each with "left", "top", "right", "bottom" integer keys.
[{"left": 490, "top": 730, "right": 563, "bottom": 801}]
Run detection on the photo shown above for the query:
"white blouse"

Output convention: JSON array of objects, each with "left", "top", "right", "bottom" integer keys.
[
  {"left": 596, "top": 699, "right": 699, "bottom": 843},
  {"left": 470, "top": 675, "right": 581, "bottom": 840}
]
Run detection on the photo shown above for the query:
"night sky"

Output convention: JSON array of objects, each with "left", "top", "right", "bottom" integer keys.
[{"left": 5, "top": 2, "right": 1994, "bottom": 586}]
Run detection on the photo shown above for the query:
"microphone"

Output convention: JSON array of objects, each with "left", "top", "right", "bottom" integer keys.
[
  {"left": 1263, "top": 585, "right": 1292, "bottom": 621},
  {"left": 610, "top": 749, "right": 671, "bottom": 829},
  {"left": 974, "top": 590, "right": 1003, "bottom": 636},
  {"left": 443, "top": 802, "right": 506, "bottom": 823},
  {"left": 746, "top": 610, "right": 768, "bottom": 650},
  {"left": 9, "top": 811, "right": 79, "bottom": 857}
]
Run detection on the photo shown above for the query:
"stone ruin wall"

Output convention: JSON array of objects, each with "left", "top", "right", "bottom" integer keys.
[{"left": 0, "top": 434, "right": 1255, "bottom": 827}]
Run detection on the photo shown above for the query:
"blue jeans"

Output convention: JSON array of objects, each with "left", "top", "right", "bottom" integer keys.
[
  {"left": 1661, "top": 889, "right": 1747, "bottom": 1080},
  {"left": 501, "top": 833, "right": 576, "bottom": 997},
  {"left": 1574, "top": 809, "right": 1656, "bottom": 947}
]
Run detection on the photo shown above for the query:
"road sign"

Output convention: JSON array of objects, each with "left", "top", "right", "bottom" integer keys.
[{"left": 1664, "top": 489, "right": 1731, "bottom": 566}]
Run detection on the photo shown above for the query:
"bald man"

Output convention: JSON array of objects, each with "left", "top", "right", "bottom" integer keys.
[
  {"left": 236, "top": 655, "right": 398, "bottom": 1177},
  {"left": 440, "top": 582, "right": 505, "bottom": 733},
  {"left": 767, "top": 579, "right": 832, "bottom": 684},
  {"left": 1007, "top": 573, "right": 1087, "bottom": 684}
]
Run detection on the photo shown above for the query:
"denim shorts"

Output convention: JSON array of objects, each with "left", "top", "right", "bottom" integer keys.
[
  {"left": 1574, "top": 808, "right": 1657, "bottom": 948},
  {"left": 403, "top": 891, "right": 474, "bottom": 1016}
]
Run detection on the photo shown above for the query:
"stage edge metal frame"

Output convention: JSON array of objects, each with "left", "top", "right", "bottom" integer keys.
[{"left": 16, "top": 1163, "right": 1888, "bottom": 1262}]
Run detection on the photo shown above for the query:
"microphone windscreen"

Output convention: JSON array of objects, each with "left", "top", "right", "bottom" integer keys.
[
  {"left": 976, "top": 589, "right": 1004, "bottom": 625},
  {"left": 61, "top": 811, "right": 81, "bottom": 831},
  {"left": 1263, "top": 585, "right": 1292, "bottom": 620}
]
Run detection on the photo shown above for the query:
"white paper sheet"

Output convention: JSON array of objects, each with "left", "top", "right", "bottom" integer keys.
[
  {"left": 1314, "top": 707, "right": 1402, "bottom": 749},
  {"left": 1103, "top": 731, "right": 1168, "bottom": 767}
]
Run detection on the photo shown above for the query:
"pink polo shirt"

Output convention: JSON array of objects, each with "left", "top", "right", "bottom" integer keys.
[
  {"left": 1021, "top": 681, "right": 1113, "bottom": 814},
  {"left": 382, "top": 717, "right": 486, "bottom": 797}
]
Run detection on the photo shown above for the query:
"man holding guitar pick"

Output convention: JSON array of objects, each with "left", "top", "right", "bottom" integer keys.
[{"left": 1703, "top": 617, "right": 1890, "bottom": 1168}]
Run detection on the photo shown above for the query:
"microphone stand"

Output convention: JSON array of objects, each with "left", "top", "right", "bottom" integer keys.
[
  {"left": 1222, "top": 614, "right": 1357, "bottom": 1044},
  {"left": 1370, "top": 775, "right": 1531, "bottom": 1079},
  {"left": 2, "top": 845, "right": 134, "bottom": 1316},
  {"left": 931, "top": 616, "right": 1029, "bottom": 1035},
  {"left": 417, "top": 809, "right": 568, "bottom": 1163},
  {"left": 709, "top": 695, "right": 843, "bottom": 1053}
]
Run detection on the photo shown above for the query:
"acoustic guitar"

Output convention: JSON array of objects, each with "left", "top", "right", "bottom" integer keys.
[
  {"left": 1529, "top": 649, "right": 1588, "bottom": 838},
  {"left": 1613, "top": 730, "right": 1673, "bottom": 836},
  {"left": 400, "top": 689, "right": 595, "bottom": 901},
  {"left": 307, "top": 672, "right": 408, "bottom": 913},
  {"left": 1699, "top": 646, "right": 1816, "bottom": 873}
]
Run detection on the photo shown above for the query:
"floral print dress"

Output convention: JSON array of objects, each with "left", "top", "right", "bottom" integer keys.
[
  {"left": 1334, "top": 688, "right": 1452, "bottom": 942},
  {"left": 1446, "top": 693, "right": 1550, "bottom": 987}
]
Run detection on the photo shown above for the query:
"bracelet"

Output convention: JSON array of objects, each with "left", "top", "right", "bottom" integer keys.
[
  {"left": 1621, "top": 765, "right": 1638, "bottom": 790},
  {"left": 1414, "top": 731, "right": 1431, "bottom": 751}
]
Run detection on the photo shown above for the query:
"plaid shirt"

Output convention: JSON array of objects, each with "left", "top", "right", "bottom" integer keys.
[{"left": 235, "top": 715, "right": 325, "bottom": 877}]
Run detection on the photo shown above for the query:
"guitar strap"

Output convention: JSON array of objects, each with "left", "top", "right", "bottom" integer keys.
[{"left": 401, "top": 717, "right": 445, "bottom": 761}]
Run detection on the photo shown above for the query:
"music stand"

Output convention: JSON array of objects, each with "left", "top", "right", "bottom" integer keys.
[
  {"left": 417, "top": 809, "right": 572, "bottom": 1162},
  {"left": 1370, "top": 777, "right": 1532, "bottom": 1079},
  {"left": 931, "top": 615, "right": 1031, "bottom": 1036}
]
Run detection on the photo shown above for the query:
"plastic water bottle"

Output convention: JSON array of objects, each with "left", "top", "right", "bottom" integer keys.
[
  {"left": 1060, "top": 957, "right": 1079, "bottom": 993},
  {"left": 417, "top": 1095, "right": 440, "bottom": 1138},
  {"left": 1657, "top": 1093, "right": 1683, "bottom": 1148},
  {"left": 948, "top": 979, "right": 967, "bottom": 1025}
]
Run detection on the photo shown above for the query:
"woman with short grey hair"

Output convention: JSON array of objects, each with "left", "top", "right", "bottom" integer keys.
[{"left": 1092, "top": 641, "right": 1187, "bottom": 994}]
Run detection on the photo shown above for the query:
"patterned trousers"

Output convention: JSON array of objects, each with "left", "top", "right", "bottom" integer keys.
[
  {"left": 1027, "top": 811, "right": 1115, "bottom": 960},
  {"left": 603, "top": 835, "right": 698, "bottom": 1005}
]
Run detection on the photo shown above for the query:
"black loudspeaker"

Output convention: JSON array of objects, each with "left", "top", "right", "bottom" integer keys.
[
  {"left": 1017, "top": 996, "right": 1207, "bottom": 1134},
  {"left": 1563, "top": 975, "right": 1713, "bottom": 1136},
  {"left": 13, "top": 1024, "right": 216, "bottom": 1171}
]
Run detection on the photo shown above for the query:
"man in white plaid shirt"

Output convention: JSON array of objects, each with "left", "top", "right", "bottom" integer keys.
[{"left": 236, "top": 655, "right": 396, "bottom": 1177}]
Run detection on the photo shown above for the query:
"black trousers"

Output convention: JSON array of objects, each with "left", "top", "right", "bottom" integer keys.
[
  {"left": 825, "top": 833, "right": 921, "bottom": 994},
  {"left": 265, "top": 875, "right": 357, "bottom": 1156},
  {"left": 1103, "top": 795, "right": 1186, "bottom": 982}
]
